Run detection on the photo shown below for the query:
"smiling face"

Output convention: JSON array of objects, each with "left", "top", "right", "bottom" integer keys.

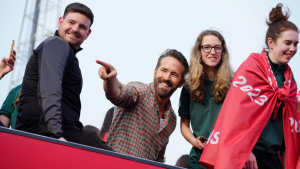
[
  {"left": 58, "top": 12, "right": 92, "bottom": 50},
  {"left": 268, "top": 30, "right": 299, "bottom": 64},
  {"left": 200, "top": 35, "right": 222, "bottom": 70},
  {"left": 153, "top": 56, "right": 185, "bottom": 99}
]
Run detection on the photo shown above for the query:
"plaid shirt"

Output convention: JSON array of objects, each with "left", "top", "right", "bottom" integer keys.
[{"left": 106, "top": 82, "right": 176, "bottom": 162}]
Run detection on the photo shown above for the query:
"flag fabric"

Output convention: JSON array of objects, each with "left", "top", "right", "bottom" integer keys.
[
  {"left": 199, "top": 50, "right": 300, "bottom": 169},
  {"left": 297, "top": 90, "right": 300, "bottom": 102}
]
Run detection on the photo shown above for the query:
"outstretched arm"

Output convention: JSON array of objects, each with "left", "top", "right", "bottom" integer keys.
[
  {"left": 96, "top": 60, "right": 120, "bottom": 99},
  {"left": 0, "top": 50, "right": 16, "bottom": 80}
]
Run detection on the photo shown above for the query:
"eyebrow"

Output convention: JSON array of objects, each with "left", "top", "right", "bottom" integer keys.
[
  {"left": 161, "top": 67, "right": 180, "bottom": 75},
  {"left": 284, "top": 40, "right": 299, "bottom": 43},
  {"left": 68, "top": 19, "right": 88, "bottom": 29}
]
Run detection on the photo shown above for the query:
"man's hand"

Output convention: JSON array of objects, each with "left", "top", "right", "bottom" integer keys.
[
  {"left": 58, "top": 137, "right": 67, "bottom": 142},
  {"left": 0, "top": 50, "right": 16, "bottom": 80},
  {"left": 243, "top": 152, "right": 258, "bottom": 169},
  {"left": 96, "top": 60, "right": 120, "bottom": 99},
  {"left": 192, "top": 136, "right": 206, "bottom": 150},
  {"left": 96, "top": 60, "right": 117, "bottom": 80}
]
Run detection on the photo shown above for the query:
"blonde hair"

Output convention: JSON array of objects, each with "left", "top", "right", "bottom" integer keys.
[
  {"left": 14, "top": 89, "right": 21, "bottom": 109},
  {"left": 187, "top": 30, "right": 234, "bottom": 103}
]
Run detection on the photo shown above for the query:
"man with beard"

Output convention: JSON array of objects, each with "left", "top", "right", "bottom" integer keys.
[
  {"left": 15, "top": 3, "right": 112, "bottom": 151},
  {"left": 96, "top": 49, "right": 189, "bottom": 162}
]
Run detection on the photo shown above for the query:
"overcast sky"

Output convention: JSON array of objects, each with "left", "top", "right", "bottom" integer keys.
[{"left": 1, "top": 0, "right": 300, "bottom": 166}]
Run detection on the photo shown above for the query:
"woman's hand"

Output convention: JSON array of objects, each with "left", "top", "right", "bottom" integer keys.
[
  {"left": 192, "top": 136, "right": 206, "bottom": 149},
  {"left": 243, "top": 152, "right": 258, "bottom": 169}
]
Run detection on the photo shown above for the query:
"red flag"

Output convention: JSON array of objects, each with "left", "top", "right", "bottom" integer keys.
[
  {"left": 297, "top": 90, "right": 300, "bottom": 102},
  {"left": 200, "top": 51, "right": 300, "bottom": 169}
]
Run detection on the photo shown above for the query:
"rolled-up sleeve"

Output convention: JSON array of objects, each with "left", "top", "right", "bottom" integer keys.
[{"left": 108, "top": 82, "right": 148, "bottom": 108}]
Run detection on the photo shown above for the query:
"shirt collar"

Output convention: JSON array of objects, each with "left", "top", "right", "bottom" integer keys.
[
  {"left": 265, "top": 51, "right": 286, "bottom": 72},
  {"left": 150, "top": 82, "right": 172, "bottom": 113},
  {"left": 54, "top": 30, "right": 83, "bottom": 54}
]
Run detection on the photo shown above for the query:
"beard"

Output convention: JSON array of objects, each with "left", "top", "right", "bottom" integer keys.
[{"left": 153, "top": 76, "right": 178, "bottom": 99}]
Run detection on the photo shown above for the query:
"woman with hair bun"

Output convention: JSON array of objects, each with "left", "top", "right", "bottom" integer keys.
[
  {"left": 178, "top": 30, "right": 234, "bottom": 169},
  {"left": 199, "top": 3, "right": 299, "bottom": 169}
]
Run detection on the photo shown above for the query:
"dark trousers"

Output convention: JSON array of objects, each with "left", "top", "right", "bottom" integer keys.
[
  {"left": 38, "top": 122, "right": 113, "bottom": 151},
  {"left": 252, "top": 149, "right": 282, "bottom": 169},
  {"left": 63, "top": 129, "right": 113, "bottom": 151}
]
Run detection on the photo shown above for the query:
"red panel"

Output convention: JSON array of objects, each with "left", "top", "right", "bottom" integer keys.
[{"left": 0, "top": 132, "right": 166, "bottom": 169}]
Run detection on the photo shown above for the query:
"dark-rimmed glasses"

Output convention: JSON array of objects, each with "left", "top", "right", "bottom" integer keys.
[{"left": 200, "top": 45, "right": 223, "bottom": 53}]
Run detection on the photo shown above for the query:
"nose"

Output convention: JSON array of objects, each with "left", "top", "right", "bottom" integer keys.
[
  {"left": 210, "top": 47, "right": 216, "bottom": 54},
  {"left": 289, "top": 44, "right": 296, "bottom": 52},
  {"left": 163, "top": 73, "right": 171, "bottom": 81},
  {"left": 72, "top": 24, "right": 79, "bottom": 32}
]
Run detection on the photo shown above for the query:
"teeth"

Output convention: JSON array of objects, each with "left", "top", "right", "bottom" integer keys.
[
  {"left": 161, "top": 83, "right": 169, "bottom": 87},
  {"left": 68, "top": 33, "right": 77, "bottom": 38}
]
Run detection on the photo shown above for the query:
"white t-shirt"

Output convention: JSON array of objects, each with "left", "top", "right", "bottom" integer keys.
[{"left": 160, "top": 118, "right": 165, "bottom": 128}]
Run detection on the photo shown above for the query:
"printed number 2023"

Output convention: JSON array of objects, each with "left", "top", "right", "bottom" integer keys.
[{"left": 233, "top": 76, "right": 268, "bottom": 106}]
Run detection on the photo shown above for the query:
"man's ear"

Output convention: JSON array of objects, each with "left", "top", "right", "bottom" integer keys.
[
  {"left": 85, "top": 29, "right": 92, "bottom": 40},
  {"left": 153, "top": 68, "right": 157, "bottom": 79},
  {"left": 178, "top": 79, "right": 185, "bottom": 88},
  {"left": 58, "top": 17, "right": 64, "bottom": 28}
]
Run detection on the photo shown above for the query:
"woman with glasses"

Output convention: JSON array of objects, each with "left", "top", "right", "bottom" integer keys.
[
  {"left": 178, "top": 30, "right": 234, "bottom": 169},
  {"left": 199, "top": 3, "right": 299, "bottom": 169}
]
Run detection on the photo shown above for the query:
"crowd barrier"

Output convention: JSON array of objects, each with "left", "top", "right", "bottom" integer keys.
[{"left": 0, "top": 127, "right": 183, "bottom": 169}]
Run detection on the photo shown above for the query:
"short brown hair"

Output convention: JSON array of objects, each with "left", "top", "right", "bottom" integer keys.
[
  {"left": 156, "top": 49, "right": 189, "bottom": 80},
  {"left": 63, "top": 3, "right": 94, "bottom": 27},
  {"left": 265, "top": 3, "right": 298, "bottom": 48}
]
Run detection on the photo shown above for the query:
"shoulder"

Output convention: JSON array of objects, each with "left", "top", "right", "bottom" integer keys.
[
  {"left": 44, "top": 36, "right": 69, "bottom": 48},
  {"left": 236, "top": 52, "right": 264, "bottom": 73},
  {"left": 12, "top": 84, "right": 22, "bottom": 93},
  {"left": 127, "top": 81, "right": 150, "bottom": 90},
  {"left": 43, "top": 36, "right": 71, "bottom": 55},
  {"left": 42, "top": 36, "right": 72, "bottom": 61},
  {"left": 7, "top": 84, "right": 22, "bottom": 98}
]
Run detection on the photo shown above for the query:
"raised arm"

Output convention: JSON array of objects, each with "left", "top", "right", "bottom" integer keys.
[
  {"left": 96, "top": 60, "right": 147, "bottom": 107},
  {"left": 96, "top": 60, "right": 120, "bottom": 99},
  {"left": 0, "top": 50, "right": 16, "bottom": 80}
]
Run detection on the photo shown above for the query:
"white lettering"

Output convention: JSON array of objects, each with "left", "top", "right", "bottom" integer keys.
[
  {"left": 210, "top": 132, "right": 220, "bottom": 144},
  {"left": 254, "top": 95, "right": 268, "bottom": 106},
  {"left": 247, "top": 89, "right": 261, "bottom": 101},
  {"left": 233, "top": 76, "right": 247, "bottom": 87},
  {"left": 240, "top": 85, "right": 253, "bottom": 92},
  {"left": 207, "top": 130, "right": 215, "bottom": 144},
  {"left": 295, "top": 119, "right": 300, "bottom": 133}
]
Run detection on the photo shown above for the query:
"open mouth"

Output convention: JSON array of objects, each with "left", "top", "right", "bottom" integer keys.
[
  {"left": 160, "top": 82, "right": 170, "bottom": 87},
  {"left": 284, "top": 52, "right": 294, "bottom": 59},
  {"left": 208, "top": 57, "right": 217, "bottom": 61},
  {"left": 67, "top": 32, "right": 79, "bottom": 39}
]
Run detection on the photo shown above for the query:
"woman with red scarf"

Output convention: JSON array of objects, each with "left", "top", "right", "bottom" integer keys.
[{"left": 200, "top": 3, "right": 299, "bottom": 169}]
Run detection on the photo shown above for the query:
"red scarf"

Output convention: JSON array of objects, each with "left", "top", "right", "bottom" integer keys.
[{"left": 199, "top": 51, "right": 299, "bottom": 169}]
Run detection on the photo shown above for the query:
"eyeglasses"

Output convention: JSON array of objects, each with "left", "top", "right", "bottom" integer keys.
[{"left": 200, "top": 45, "right": 223, "bottom": 53}]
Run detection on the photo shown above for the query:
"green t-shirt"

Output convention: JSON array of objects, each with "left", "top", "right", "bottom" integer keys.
[
  {"left": 0, "top": 84, "right": 22, "bottom": 129},
  {"left": 254, "top": 52, "right": 286, "bottom": 154},
  {"left": 179, "top": 80, "right": 223, "bottom": 139},
  {"left": 178, "top": 79, "right": 223, "bottom": 168}
]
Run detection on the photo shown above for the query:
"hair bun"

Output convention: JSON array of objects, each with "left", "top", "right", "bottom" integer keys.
[{"left": 266, "top": 3, "right": 290, "bottom": 26}]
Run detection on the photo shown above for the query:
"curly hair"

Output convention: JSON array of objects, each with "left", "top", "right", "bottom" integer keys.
[{"left": 187, "top": 30, "right": 234, "bottom": 103}]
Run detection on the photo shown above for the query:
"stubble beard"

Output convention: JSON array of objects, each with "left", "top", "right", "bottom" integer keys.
[{"left": 153, "top": 76, "right": 178, "bottom": 99}]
